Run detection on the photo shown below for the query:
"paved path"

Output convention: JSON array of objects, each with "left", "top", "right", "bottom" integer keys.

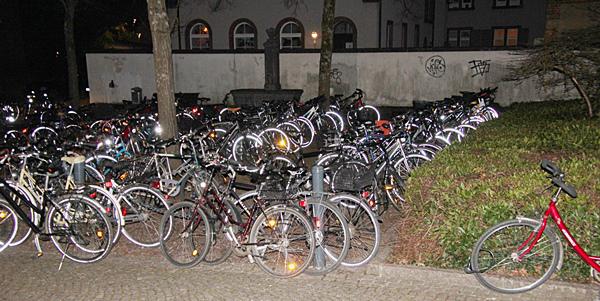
[{"left": 1, "top": 243, "right": 597, "bottom": 301}]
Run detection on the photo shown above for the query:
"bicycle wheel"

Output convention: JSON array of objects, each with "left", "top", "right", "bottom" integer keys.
[
  {"left": 0, "top": 201, "right": 18, "bottom": 253},
  {"left": 303, "top": 200, "right": 350, "bottom": 276},
  {"left": 159, "top": 201, "right": 210, "bottom": 268},
  {"left": 87, "top": 185, "right": 123, "bottom": 244},
  {"left": 4, "top": 181, "right": 35, "bottom": 247},
  {"left": 118, "top": 185, "right": 171, "bottom": 247},
  {"left": 203, "top": 197, "right": 241, "bottom": 265},
  {"left": 393, "top": 153, "right": 431, "bottom": 179},
  {"left": 231, "top": 133, "right": 263, "bottom": 172},
  {"left": 383, "top": 169, "right": 406, "bottom": 212},
  {"left": 46, "top": 195, "right": 113, "bottom": 263},
  {"left": 249, "top": 205, "right": 315, "bottom": 278},
  {"left": 332, "top": 194, "right": 381, "bottom": 267},
  {"left": 470, "top": 219, "right": 561, "bottom": 294}
]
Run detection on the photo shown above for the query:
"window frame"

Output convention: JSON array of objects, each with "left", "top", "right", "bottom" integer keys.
[
  {"left": 492, "top": 26, "right": 520, "bottom": 47},
  {"left": 447, "top": 27, "right": 472, "bottom": 48},
  {"left": 493, "top": 0, "right": 522, "bottom": 9},
  {"left": 448, "top": 0, "right": 475, "bottom": 10},
  {"left": 229, "top": 19, "right": 257, "bottom": 50},
  {"left": 277, "top": 18, "right": 305, "bottom": 49},
  {"left": 186, "top": 19, "right": 212, "bottom": 50},
  {"left": 333, "top": 16, "right": 358, "bottom": 49}
]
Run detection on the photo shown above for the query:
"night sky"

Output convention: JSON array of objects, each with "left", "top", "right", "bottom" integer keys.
[{"left": 1, "top": 0, "right": 149, "bottom": 101}]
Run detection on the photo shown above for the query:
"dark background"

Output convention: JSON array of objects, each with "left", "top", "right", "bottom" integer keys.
[{"left": 0, "top": 0, "right": 150, "bottom": 102}]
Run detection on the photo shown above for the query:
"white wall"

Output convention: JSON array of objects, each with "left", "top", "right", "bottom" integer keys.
[{"left": 86, "top": 51, "right": 572, "bottom": 107}]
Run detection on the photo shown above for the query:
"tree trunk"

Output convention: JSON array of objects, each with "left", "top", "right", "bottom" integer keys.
[
  {"left": 147, "top": 0, "right": 178, "bottom": 139},
  {"left": 62, "top": 0, "right": 80, "bottom": 107},
  {"left": 317, "top": 0, "right": 336, "bottom": 109},
  {"left": 553, "top": 66, "right": 594, "bottom": 118}
]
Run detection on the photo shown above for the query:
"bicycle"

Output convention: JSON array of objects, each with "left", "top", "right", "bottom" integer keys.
[
  {"left": 0, "top": 176, "right": 113, "bottom": 264},
  {"left": 465, "top": 160, "right": 591, "bottom": 294}
]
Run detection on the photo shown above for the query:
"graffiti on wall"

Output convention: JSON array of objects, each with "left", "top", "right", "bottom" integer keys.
[
  {"left": 425, "top": 55, "right": 446, "bottom": 78},
  {"left": 330, "top": 68, "right": 343, "bottom": 85},
  {"left": 469, "top": 60, "right": 491, "bottom": 77}
]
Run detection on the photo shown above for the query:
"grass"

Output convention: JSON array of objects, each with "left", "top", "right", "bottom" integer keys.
[{"left": 388, "top": 100, "right": 600, "bottom": 281}]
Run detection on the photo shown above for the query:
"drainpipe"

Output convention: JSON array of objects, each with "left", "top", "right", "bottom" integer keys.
[
  {"left": 177, "top": 1, "right": 182, "bottom": 49},
  {"left": 378, "top": 0, "right": 382, "bottom": 48}
]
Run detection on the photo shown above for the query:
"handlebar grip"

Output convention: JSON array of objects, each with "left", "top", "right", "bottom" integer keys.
[{"left": 540, "top": 160, "right": 560, "bottom": 176}]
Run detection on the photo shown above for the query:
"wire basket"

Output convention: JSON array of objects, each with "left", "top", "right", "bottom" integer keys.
[
  {"left": 257, "top": 180, "right": 289, "bottom": 200},
  {"left": 332, "top": 164, "right": 375, "bottom": 192}
]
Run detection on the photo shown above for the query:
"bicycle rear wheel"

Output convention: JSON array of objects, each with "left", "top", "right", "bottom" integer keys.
[
  {"left": 46, "top": 195, "right": 113, "bottom": 263},
  {"left": 159, "top": 201, "right": 210, "bottom": 268},
  {"left": 470, "top": 219, "right": 561, "bottom": 294},
  {"left": 332, "top": 194, "right": 381, "bottom": 268},
  {"left": 118, "top": 185, "right": 171, "bottom": 247},
  {"left": 303, "top": 200, "right": 350, "bottom": 276},
  {"left": 249, "top": 205, "right": 315, "bottom": 278},
  {"left": 0, "top": 201, "right": 18, "bottom": 253}
]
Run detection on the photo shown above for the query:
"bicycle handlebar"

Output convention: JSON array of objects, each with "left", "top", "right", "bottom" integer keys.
[{"left": 540, "top": 160, "right": 577, "bottom": 198}]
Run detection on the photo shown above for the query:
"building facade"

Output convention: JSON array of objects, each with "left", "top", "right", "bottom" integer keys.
[
  {"left": 168, "top": 0, "right": 551, "bottom": 51},
  {"left": 433, "top": 0, "right": 549, "bottom": 48},
  {"left": 167, "top": 0, "right": 435, "bottom": 50}
]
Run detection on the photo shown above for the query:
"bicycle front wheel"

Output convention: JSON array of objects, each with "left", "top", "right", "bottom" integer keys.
[
  {"left": 470, "top": 219, "right": 561, "bottom": 294},
  {"left": 249, "top": 205, "right": 315, "bottom": 278},
  {"left": 159, "top": 201, "right": 210, "bottom": 268},
  {"left": 46, "top": 196, "right": 113, "bottom": 263}
]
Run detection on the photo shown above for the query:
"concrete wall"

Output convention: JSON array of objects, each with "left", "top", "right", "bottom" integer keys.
[{"left": 86, "top": 51, "right": 572, "bottom": 107}]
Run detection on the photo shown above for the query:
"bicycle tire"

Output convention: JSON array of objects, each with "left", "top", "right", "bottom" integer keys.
[
  {"left": 249, "top": 205, "right": 315, "bottom": 278},
  {"left": 331, "top": 194, "right": 381, "bottom": 267},
  {"left": 470, "top": 219, "right": 561, "bottom": 294},
  {"left": 303, "top": 199, "right": 350, "bottom": 276},
  {"left": 4, "top": 181, "right": 35, "bottom": 247},
  {"left": 118, "top": 185, "right": 171, "bottom": 248},
  {"left": 159, "top": 201, "right": 210, "bottom": 268},
  {"left": 46, "top": 195, "right": 113, "bottom": 263},
  {"left": 0, "top": 201, "right": 18, "bottom": 253}
]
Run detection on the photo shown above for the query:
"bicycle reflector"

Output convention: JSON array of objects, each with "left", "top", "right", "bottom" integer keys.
[
  {"left": 268, "top": 219, "right": 277, "bottom": 228},
  {"left": 0, "top": 210, "right": 7, "bottom": 219},
  {"left": 368, "top": 199, "right": 376, "bottom": 208},
  {"left": 96, "top": 230, "right": 104, "bottom": 239},
  {"left": 121, "top": 207, "right": 127, "bottom": 217},
  {"left": 287, "top": 262, "right": 297, "bottom": 271},
  {"left": 313, "top": 217, "right": 321, "bottom": 229},
  {"left": 209, "top": 131, "right": 217, "bottom": 139},
  {"left": 384, "top": 185, "right": 394, "bottom": 190},
  {"left": 192, "top": 249, "right": 199, "bottom": 257},
  {"left": 298, "top": 199, "right": 307, "bottom": 207},
  {"left": 277, "top": 138, "right": 287, "bottom": 149},
  {"left": 151, "top": 181, "right": 160, "bottom": 189},
  {"left": 104, "top": 181, "right": 113, "bottom": 189},
  {"left": 89, "top": 192, "right": 97, "bottom": 199}
]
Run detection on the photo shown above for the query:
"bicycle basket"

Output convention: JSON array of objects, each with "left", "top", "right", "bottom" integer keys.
[
  {"left": 257, "top": 179, "right": 289, "bottom": 200},
  {"left": 332, "top": 164, "right": 375, "bottom": 192}
]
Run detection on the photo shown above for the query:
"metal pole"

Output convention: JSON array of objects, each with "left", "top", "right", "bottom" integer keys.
[{"left": 311, "top": 165, "right": 326, "bottom": 269}]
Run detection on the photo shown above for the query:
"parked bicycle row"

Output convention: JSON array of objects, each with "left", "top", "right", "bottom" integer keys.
[{"left": 0, "top": 87, "right": 499, "bottom": 278}]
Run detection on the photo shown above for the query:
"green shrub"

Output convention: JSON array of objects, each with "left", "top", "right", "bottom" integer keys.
[{"left": 392, "top": 100, "right": 600, "bottom": 281}]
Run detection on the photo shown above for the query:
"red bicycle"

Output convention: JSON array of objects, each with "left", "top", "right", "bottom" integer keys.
[{"left": 466, "top": 160, "right": 600, "bottom": 294}]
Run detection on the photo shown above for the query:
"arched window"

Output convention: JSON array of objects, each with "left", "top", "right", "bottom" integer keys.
[
  {"left": 333, "top": 17, "right": 357, "bottom": 49},
  {"left": 230, "top": 19, "right": 257, "bottom": 49},
  {"left": 187, "top": 20, "right": 211, "bottom": 49},
  {"left": 278, "top": 18, "right": 304, "bottom": 49}
]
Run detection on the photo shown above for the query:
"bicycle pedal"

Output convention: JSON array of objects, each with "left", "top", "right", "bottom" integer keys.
[{"left": 36, "top": 252, "right": 44, "bottom": 257}]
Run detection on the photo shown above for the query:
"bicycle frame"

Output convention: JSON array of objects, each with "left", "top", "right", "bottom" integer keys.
[{"left": 519, "top": 189, "right": 600, "bottom": 272}]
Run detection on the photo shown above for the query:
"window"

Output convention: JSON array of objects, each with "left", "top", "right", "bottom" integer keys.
[
  {"left": 414, "top": 24, "right": 420, "bottom": 48},
  {"left": 279, "top": 19, "right": 304, "bottom": 49},
  {"left": 447, "top": 28, "right": 471, "bottom": 47},
  {"left": 188, "top": 21, "right": 211, "bottom": 49},
  {"left": 448, "top": 0, "right": 473, "bottom": 9},
  {"left": 386, "top": 21, "right": 394, "bottom": 48},
  {"left": 333, "top": 17, "right": 357, "bottom": 49},
  {"left": 494, "top": 0, "right": 521, "bottom": 8},
  {"left": 493, "top": 27, "right": 519, "bottom": 46},
  {"left": 401, "top": 23, "right": 408, "bottom": 48},
  {"left": 230, "top": 20, "right": 257, "bottom": 49}
]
